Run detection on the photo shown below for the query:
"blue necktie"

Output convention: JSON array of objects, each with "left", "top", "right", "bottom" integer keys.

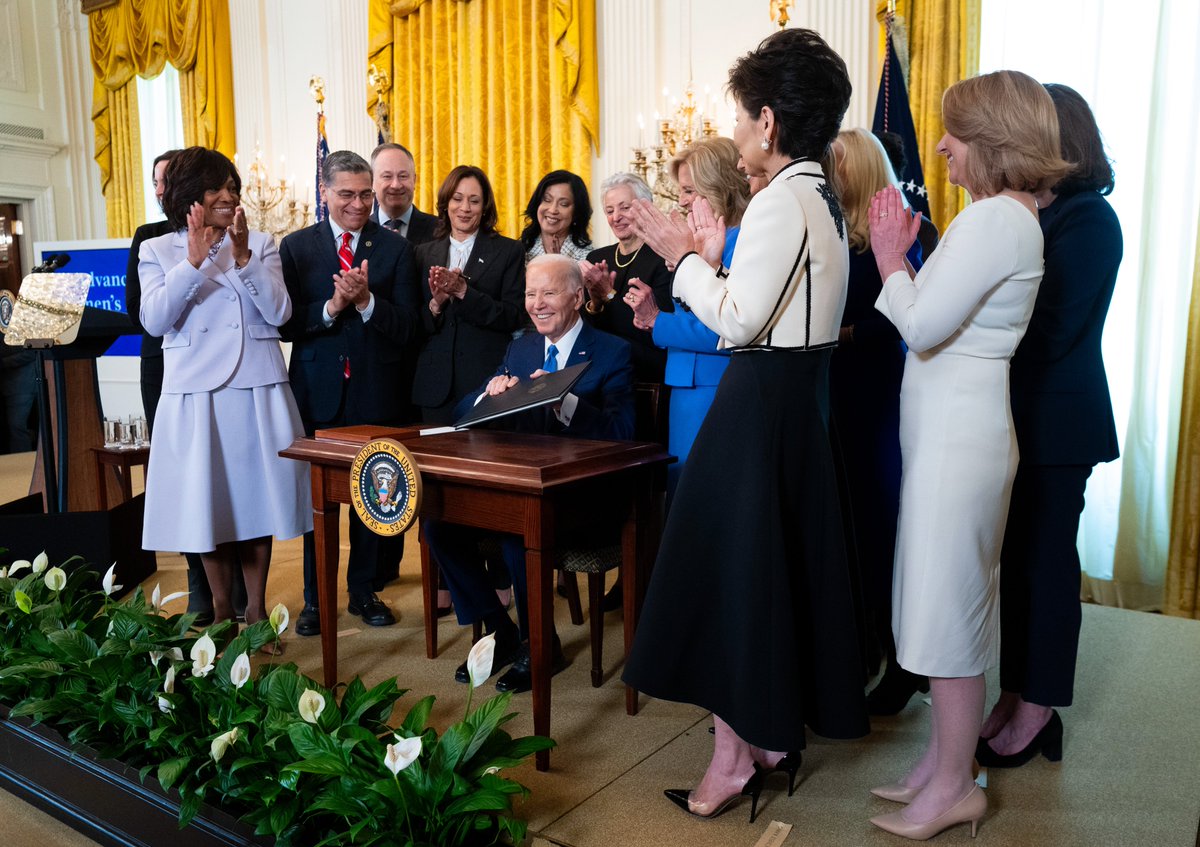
[{"left": 544, "top": 344, "right": 559, "bottom": 373}]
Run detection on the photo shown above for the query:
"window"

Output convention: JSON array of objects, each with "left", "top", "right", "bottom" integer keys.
[{"left": 136, "top": 64, "right": 186, "bottom": 222}]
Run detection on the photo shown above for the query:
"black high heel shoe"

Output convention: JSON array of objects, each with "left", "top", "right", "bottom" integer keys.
[
  {"left": 975, "top": 709, "right": 1063, "bottom": 768},
  {"left": 762, "top": 751, "right": 803, "bottom": 796},
  {"left": 664, "top": 764, "right": 766, "bottom": 823}
]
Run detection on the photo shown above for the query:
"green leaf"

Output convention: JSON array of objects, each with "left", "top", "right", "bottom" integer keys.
[
  {"left": 283, "top": 753, "right": 350, "bottom": 775},
  {"left": 158, "top": 757, "right": 189, "bottom": 790},
  {"left": 444, "top": 787, "right": 511, "bottom": 816},
  {"left": 46, "top": 628, "right": 100, "bottom": 662},
  {"left": 287, "top": 722, "right": 342, "bottom": 760},
  {"left": 13, "top": 589, "right": 32, "bottom": 613},
  {"left": 0, "top": 660, "right": 62, "bottom": 679},
  {"left": 400, "top": 694, "right": 435, "bottom": 735},
  {"left": 268, "top": 800, "right": 298, "bottom": 836}
]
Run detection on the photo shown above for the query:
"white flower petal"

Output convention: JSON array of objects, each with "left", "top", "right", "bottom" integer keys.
[
  {"left": 101, "top": 563, "right": 123, "bottom": 596},
  {"left": 269, "top": 603, "right": 290, "bottom": 636},
  {"left": 298, "top": 689, "right": 325, "bottom": 724},
  {"left": 43, "top": 567, "right": 67, "bottom": 592},
  {"left": 384, "top": 736, "right": 422, "bottom": 775},
  {"left": 466, "top": 633, "right": 496, "bottom": 689},
  {"left": 8, "top": 560, "right": 30, "bottom": 576},
  {"left": 163, "top": 665, "right": 176, "bottom": 694},
  {"left": 230, "top": 652, "right": 251, "bottom": 689},
  {"left": 210, "top": 728, "right": 239, "bottom": 762},
  {"left": 32, "top": 552, "right": 48, "bottom": 574}
]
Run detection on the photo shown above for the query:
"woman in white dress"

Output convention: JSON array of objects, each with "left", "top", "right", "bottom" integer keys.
[
  {"left": 139, "top": 147, "right": 311, "bottom": 629},
  {"left": 866, "top": 71, "right": 1071, "bottom": 840}
]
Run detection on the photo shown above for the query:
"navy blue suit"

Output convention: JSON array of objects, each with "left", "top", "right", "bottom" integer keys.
[
  {"left": 424, "top": 319, "right": 635, "bottom": 639},
  {"left": 279, "top": 220, "right": 420, "bottom": 603},
  {"left": 999, "top": 188, "right": 1121, "bottom": 706}
]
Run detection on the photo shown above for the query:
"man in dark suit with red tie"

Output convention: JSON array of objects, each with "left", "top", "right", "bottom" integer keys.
[
  {"left": 280, "top": 150, "right": 420, "bottom": 635},
  {"left": 370, "top": 143, "right": 438, "bottom": 245}
]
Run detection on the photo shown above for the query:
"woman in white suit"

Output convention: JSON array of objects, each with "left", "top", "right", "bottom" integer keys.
[
  {"left": 865, "top": 72, "right": 1070, "bottom": 840},
  {"left": 139, "top": 146, "right": 311, "bottom": 629}
]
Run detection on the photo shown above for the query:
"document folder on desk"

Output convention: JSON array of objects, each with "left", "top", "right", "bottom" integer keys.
[{"left": 453, "top": 360, "right": 591, "bottom": 429}]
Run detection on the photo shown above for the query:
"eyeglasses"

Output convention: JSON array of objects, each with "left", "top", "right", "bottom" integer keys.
[{"left": 332, "top": 190, "right": 375, "bottom": 203}]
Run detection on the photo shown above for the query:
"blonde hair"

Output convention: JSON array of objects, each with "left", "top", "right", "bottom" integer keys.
[
  {"left": 942, "top": 70, "right": 1073, "bottom": 197},
  {"left": 669, "top": 137, "right": 751, "bottom": 227},
  {"left": 827, "top": 128, "right": 903, "bottom": 253}
]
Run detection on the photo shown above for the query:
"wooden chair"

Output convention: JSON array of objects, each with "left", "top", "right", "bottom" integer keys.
[{"left": 560, "top": 382, "right": 668, "bottom": 686}]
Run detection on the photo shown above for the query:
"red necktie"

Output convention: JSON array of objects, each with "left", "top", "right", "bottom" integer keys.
[
  {"left": 339, "top": 231, "right": 353, "bottom": 378},
  {"left": 338, "top": 231, "right": 354, "bottom": 272}
]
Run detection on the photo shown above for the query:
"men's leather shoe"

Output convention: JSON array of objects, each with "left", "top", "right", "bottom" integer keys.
[
  {"left": 495, "top": 639, "right": 568, "bottom": 694},
  {"left": 454, "top": 630, "right": 523, "bottom": 684},
  {"left": 189, "top": 609, "right": 215, "bottom": 628},
  {"left": 348, "top": 593, "right": 396, "bottom": 627},
  {"left": 296, "top": 604, "right": 321, "bottom": 637}
]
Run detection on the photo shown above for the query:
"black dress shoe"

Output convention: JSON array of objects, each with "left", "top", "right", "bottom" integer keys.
[
  {"left": 664, "top": 764, "right": 766, "bottom": 822},
  {"left": 189, "top": 609, "right": 215, "bottom": 628},
  {"left": 347, "top": 593, "right": 396, "bottom": 627},
  {"left": 975, "top": 710, "right": 1063, "bottom": 768},
  {"left": 296, "top": 604, "right": 321, "bottom": 637},
  {"left": 454, "top": 631, "right": 522, "bottom": 684},
  {"left": 867, "top": 664, "right": 930, "bottom": 716},
  {"left": 495, "top": 639, "right": 568, "bottom": 694}
]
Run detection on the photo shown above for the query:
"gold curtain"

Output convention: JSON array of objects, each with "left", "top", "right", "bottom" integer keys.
[
  {"left": 88, "top": 0, "right": 236, "bottom": 237},
  {"left": 1165, "top": 207, "right": 1200, "bottom": 619},
  {"left": 367, "top": 0, "right": 599, "bottom": 238},
  {"left": 876, "top": 0, "right": 980, "bottom": 234}
]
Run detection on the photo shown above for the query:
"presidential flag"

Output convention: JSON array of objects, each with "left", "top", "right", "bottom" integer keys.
[
  {"left": 315, "top": 111, "right": 330, "bottom": 222},
  {"left": 872, "top": 24, "right": 930, "bottom": 219}
]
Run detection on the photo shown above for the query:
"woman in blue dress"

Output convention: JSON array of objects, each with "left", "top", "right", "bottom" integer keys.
[{"left": 624, "top": 137, "right": 750, "bottom": 500}]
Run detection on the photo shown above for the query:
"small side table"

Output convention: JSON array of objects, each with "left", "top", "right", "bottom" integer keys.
[{"left": 91, "top": 445, "right": 151, "bottom": 511}]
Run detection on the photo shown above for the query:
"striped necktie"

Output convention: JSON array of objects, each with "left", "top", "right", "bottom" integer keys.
[{"left": 338, "top": 231, "right": 354, "bottom": 272}]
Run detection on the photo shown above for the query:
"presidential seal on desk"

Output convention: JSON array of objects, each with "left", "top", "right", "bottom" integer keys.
[{"left": 349, "top": 438, "right": 421, "bottom": 536}]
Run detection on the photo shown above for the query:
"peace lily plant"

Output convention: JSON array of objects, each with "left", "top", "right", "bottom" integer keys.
[{"left": 0, "top": 553, "right": 554, "bottom": 845}]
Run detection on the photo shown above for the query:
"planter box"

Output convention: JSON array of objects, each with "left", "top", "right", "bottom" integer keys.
[{"left": 0, "top": 707, "right": 270, "bottom": 847}]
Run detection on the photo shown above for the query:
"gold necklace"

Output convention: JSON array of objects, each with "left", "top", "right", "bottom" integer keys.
[{"left": 613, "top": 242, "right": 642, "bottom": 268}]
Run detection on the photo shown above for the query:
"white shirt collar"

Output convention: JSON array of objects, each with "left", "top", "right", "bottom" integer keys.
[
  {"left": 544, "top": 314, "right": 584, "bottom": 368},
  {"left": 329, "top": 219, "right": 362, "bottom": 251}
]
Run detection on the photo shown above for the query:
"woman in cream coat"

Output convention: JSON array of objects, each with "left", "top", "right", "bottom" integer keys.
[{"left": 139, "top": 146, "right": 310, "bottom": 629}]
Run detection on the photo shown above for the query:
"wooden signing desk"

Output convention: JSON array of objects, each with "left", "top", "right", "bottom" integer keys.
[{"left": 281, "top": 425, "right": 670, "bottom": 770}]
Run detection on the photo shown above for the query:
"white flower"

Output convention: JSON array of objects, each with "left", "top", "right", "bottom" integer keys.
[
  {"left": 210, "top": 728, "right": 239, "bottom": 762},
  {"left": 32, "top": 551, "right": 48, "bottom": 574},
  {"left": 269, "top": 603, "right": 289, "bottom": 636},
  {"left": 163, "top": 664, "right": 176, "bottom": 694},
  {"left": 43, "top": 567, "right": 67, "bottom": 592},
  {"left": 8, "top": 560, "right": 31, "bottom": 576},
  {"left": 298, "top": 689, "right": 325, "bottom": 724},
  {"left": 101, "top": 563, "right": 123, "bottom": 596},
  {"left": 190, "top": 632, "right": 216, "bottom": 677},
  {"left": 157, "top": 696, "right": 172, "bottom": 714},
  {"left": 385, "top": 736, "right": 422, "bottom": 775},
  {"left": 230, "top": 652, "right": 250, "bottom": 689},
  {"left": 150, "top": 582, "right": 188, "bottom": 611},
  {"left": 466, "top": 633, "right": 496, "bottom": 689},
  {"left": 484, "top": 766, "right": 501, "bottom": 776}
]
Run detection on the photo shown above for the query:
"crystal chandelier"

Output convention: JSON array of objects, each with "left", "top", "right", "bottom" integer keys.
[{"left": 239, "top": 144, "right": 311, "bottom": 242}]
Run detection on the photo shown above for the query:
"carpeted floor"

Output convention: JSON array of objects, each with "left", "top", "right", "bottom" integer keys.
[{"left": 1, "top": 450, "right": 1198, "bottom": 846}]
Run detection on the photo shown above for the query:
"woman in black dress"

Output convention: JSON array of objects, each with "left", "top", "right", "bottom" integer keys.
[
  {"left": 580, "top": 172, "right": 675, "bottom": 383},
  {"left": 623, "top": 28, "right": 868, "bottom": 821}
]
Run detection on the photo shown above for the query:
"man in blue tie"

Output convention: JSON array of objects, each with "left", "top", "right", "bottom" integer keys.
[{"left": 423, "top": 253, "right": 635, "bottom": 692}]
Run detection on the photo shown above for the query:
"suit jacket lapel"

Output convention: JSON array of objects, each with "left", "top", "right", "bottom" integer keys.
[
  {"left": 354, "top": 219, "right": 380, "bottom": 266},
  {"left": 464, "top": 233, "right": 492, "bottom": 282},
  {"left": 564, "top": 320, "right": 595, "bottom": 368},
  {"left": 173, "top": 229, "right": 234, "bottom": 289}
]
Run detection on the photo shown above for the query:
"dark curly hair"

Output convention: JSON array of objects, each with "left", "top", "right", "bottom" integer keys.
[
  {"left": 161, "top": 147, "right": 241, "bottom": 231},
  {"left": 727, "top": 28, "right": 852, "bottom": 161},
  {"left": 434, "top": 165, "right": 499, "bottom": 239},
  {"left": 1044, "top": 84, "right": 1115, "bottom": 197},
  {"left": 519, "top": 170, "right": 592, "bottom": 251}
]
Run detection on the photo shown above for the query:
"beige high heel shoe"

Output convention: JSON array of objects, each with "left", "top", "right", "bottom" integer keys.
[
  {"left": 870, "top": 782, "right": 922, "bottom": 804},
  {"left": 870, "top": 761, "right": 982, "bottom": 805},
  {"left": 869, "top": 784, "right": 986, "bottom": 840}
]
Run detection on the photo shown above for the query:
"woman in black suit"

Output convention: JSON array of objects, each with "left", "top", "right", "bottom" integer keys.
[
  {"left": 411, "top": 165, "right": 526, "bottom": 423},
  {"left": 977, "top": 84, "right": 1122, "bottom": 767}
]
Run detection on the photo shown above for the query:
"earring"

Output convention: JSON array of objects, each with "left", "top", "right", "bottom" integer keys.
[{"left": 761, "top": 137, "right": 770, "bottom": 151}]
